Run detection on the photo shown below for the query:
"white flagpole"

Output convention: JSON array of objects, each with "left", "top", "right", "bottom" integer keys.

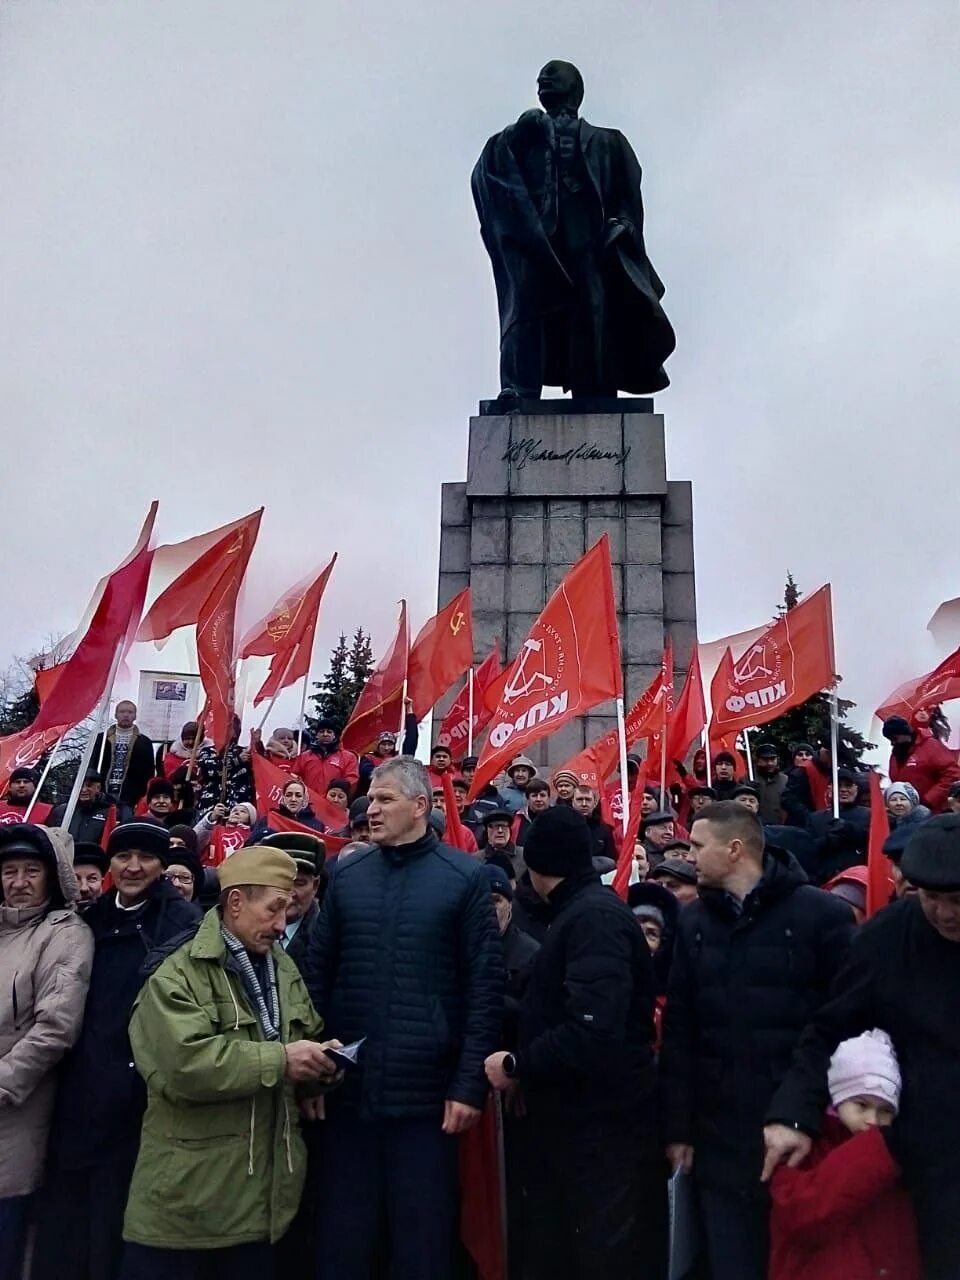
[
  {"left": 60, "top": 640, "right": 125, "bottom": 833},
  {"left": 467, "top": 669, "right": 475, "bottom": 758},
  {"left": 703, "top": 729, "right": 712, "bottom": 788},
  {"left": 743, "top": 731, "right": 755, "bottom": 781},
  {"left": 830, "top": 683, "right": 841, "bottom": 818},
  {"left": 255, "top": 647, "right": 299, "bottom": 733},
  {"left": 398, "top": 678, "right": 408, "bottom": 737},
  {"left": 296, "top": 670, "right": 311, "bottom": 754},
  {"left": 616, "top": 695, "right": 630, "bottom": 836},
  {"left": 659, "top": 690, "right": 669, "bottom": 804},
  {"left": 23, "top": 734, "right": 65, "bottom": 821},
  {"left": 96, "top": 720, "right": 109, "bottom": 774}
]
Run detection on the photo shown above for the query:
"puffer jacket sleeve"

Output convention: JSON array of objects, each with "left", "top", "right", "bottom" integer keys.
[
  {"left": 445, "top": 869, "right": 504, "bottom": 1109},
  {"left": 0, "top": 918, "right": 93, "bottom": 1108},
  {"left": 130, "top": 968, "right": 286, "bottom": 1104},
  {"left": 658, "top": 918, "right": 698, "bottom": 1145},
  {"left": 303, "top": 869, "right": 339, "bottom": 1018}
]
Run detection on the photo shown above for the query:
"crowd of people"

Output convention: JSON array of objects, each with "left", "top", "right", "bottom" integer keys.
[{"left": 0, "top": 698, "right": 958, "bottom": 1278}]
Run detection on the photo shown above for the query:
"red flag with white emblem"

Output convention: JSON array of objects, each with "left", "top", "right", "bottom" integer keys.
[
  {"left": 436, "top": 647, "right": 502, "bottom": 760},
  {"left": 240, "top": 555, "right": 337, "bottom": 707},
  {"left": 406, "top": 589, "right": 474, "bottom": 720},
  {"left": 468, "top": 536, "right": 622, "bottom": 801}
]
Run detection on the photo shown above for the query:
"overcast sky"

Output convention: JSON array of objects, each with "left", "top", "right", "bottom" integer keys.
[{"left": 2, "top": 1, "right": 958, "bottom": 740}]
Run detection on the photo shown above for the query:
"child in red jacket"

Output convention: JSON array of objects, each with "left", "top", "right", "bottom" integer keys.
[{"left": 769, "top": 1028, "right": 921, "bottom": 1280}]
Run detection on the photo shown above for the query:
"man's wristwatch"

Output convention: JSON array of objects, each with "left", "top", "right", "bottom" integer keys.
[{"left": 502, "top": 1053, "right": 517, "bottom": 1078}]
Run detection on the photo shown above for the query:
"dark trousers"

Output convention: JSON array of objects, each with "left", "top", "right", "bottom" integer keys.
[
  {"left": 0, "top": 1194, "right": 32, "bottom": 1278},
  {"left": 314, "top": 1113, "right": 459, "bottom": 1280},
  {"left": 698, "top": 1186, "right": 769, "bottom": 1280},
  {"left": 523, "top": 1112, "right": 667, "bottom": 1280},
  {"left": 32, "top": 1148, "right": 138, "bottom": 1280},
  {"left": 120, "top": 1241, "right": 273, "bottom": 1280}
]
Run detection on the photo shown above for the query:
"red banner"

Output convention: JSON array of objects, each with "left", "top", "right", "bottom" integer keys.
[
  {"left": 249, "top": 751, "right": 346, "bottom": 830},
  {"left": 436, "top": 647, "right": 502, "bottom": 759},
  {"left": 241, "top": 555, "right": 337, "bottom": 707},
  {"left": 341, "top": 602, "right": 410, "bottom": 754},
  {"left": 469, "top": 537, "right": 622, "bottom": 801},
  {"left": 875, "top": 643, "right": 960, "bottom": 724},
  {"left": 866, "top": 769, "right": 892, "bottom": 918},
  {"left": 407, "top": 589, "right": 474, "bottom": 720},
  {"left": 709, "top": 586, "right": 835, "bottom": 735}
]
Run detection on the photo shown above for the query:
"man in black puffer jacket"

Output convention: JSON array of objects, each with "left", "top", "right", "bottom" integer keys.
[
  {"left": 305, "top": 756, "right": 503, "bottom": 1280},
  {"left": 660, "top": 801, "right": 854, "bottom": 1280},
  {"left": 485, "top": 806, "right": 665, "bottom": 1280}
]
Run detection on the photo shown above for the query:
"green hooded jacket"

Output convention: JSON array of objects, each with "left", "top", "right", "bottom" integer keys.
[{"left": 123, "top": 906, "right": 324, "bottom": 1250}]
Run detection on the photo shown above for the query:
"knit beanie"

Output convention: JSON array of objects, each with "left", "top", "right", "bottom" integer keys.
[
  {"left": 523, "top": 806, "right": 593, "bottom": 878},
  {"left": 885, "top": 782, "right": 919, "bottom": 809},
  {"left": 828, "top": 1029, "right": 901, "bottom": 1112}
]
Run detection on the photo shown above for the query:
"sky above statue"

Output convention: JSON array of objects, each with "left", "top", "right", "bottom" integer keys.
[{"left": 1, "top": 1, "right": 958, "bottom": 737}]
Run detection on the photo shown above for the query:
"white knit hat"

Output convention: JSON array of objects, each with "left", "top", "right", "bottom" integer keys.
[{"left": 827, "top": 1029, "right": 901, "bottom": 1112}]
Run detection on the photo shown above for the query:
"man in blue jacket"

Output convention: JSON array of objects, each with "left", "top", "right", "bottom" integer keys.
[{"left": 306, "top": 756, "right": 503, "bottom": 1279}]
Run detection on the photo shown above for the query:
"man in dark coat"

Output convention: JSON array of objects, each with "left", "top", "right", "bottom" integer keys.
[
  {"left": 32, "top": 822, "right": 199, "bottom": 1280},
  {"left": 45, "top": 768, "right": 116, "bottom": 844},
  {"left": 305, "top": 757, "right": 503, "bottom": 1280},
  {"left": 485, "top": 806, "right": 664, "bottom": 1280},
  {"left": 764, "top": 815, "right": 960, "bottom": 1279},
  {"left": 805, "top": 766, "right": 870, "bottom": 883},
  {"left": 472, "top": 60, "right": 674, "bottom": 399},
  {"left": 752, "top": 742, "right": 788, "bottom": 824},
  {"left": 660, "top": 800, "right": 853, "bottom": 1280}
]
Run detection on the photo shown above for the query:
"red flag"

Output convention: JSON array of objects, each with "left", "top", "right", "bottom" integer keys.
[
  {"left": 709, "top": 586, "right": 835, "bottom": 735},
  {"left": 436, "top": 647, "right": 502, "bottom": 760},
  {"left": 612, "top": 764, "right": 648, "bottom": 900},
  {"left": 266, "top": 809, "right": 349, "bottom": 856},
  {"left": 249, "top": 751, "right": 346, "bottom": 830},
  {"left": 33, "top": 664, "right": 65, "bottom": 706},
  {"left": 441, "top": 770, "right": 474, "bottom": 853},
  {"left": 406, "top": 589, "right": 474, "bottom": 720},
  {"left": 240, "top": 555, "right": 337, "bottom": 707},
  {"left": 557, "top": 654, "right": 673, "bottom": 793},
  {"left": 469, "top": 537, "right": 622, "bottom": 801},
  {"left": 459, "top": 1099, "right": 506, "bottom": 1280},
  {"left": 866, "top": 770, "right": 893, "bottom": 918},
  {"left": 195, "top": 513, "right": 262, "bottom": 751},
  {"left": 0, "top": 728, "right": 65, "bottom": 793},
  {"left": 647, "top": 644, "right": 707, "bottom": 783},
  {"left": 137, "top": 511, "right": 261, "bottom": 643},
  {"left": 341, "top": 603, "right": 410, "bottom": 754},
  {"left": 99, "top": 802, "right": 118, "bottom": 852},
  {"left": 32, "top": 507, "right": 158, "bottom": 736},
  {"left": 875, "top": 643, "right": 960, "bottom": 724}
]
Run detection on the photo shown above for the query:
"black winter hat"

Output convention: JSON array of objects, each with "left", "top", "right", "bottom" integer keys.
[
  {"left": 642, "top": 810, "right": 675, "bottom": 831},
  {"left": 523, "top": 806, "right": 593, "bottom": 878},
  {"left": 167, "top": 824, "right": 199, "bottom": 855},
  {"left": 901, "top": 814, "right": 960, "bottom": 890},
  {"left": 107, "top": 822, "right": 171, "bottom": 866},
  {"left": 732, "top": 784, "right": 760, "bottom": 800},
  {"left": 650, "top": 858, "right": 698, "bottom": 886},
  {"left": 315, "top": 718, "right": 339, "bottom": 733},
  {"left": 713, "top": 751, "right": 737, "bottom": 766},
  {"left": 0, "top": 823, "right": 58, "bottom": 868},
  {"left": 146, "top": 778, "right": 176, "bottom": 800},
  {"left": 259, "top": 830, "right": 325, "bottom": 871},
  {"left": 348, "top": 796, "right": 370, "bottom": 824},
  {"left": 882, "top": 824, "right": 913, "bottom": 864},
  {"left": 8, "top": 767, "right": 36, "bottom": 784},
  {"left": 882, "top": 716, "right": 913, "bottom": 741},
  {"left": 755, "top": 743, "right": 779, "bottom": 759},
  {"left": 689, "top": 785, "right": 716, "bottom": 800},
  {"left": 73, "top": 842, "right": 109, "bottom": 874}
]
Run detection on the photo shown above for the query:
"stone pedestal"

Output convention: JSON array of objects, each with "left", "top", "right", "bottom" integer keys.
[{"left": 438, "top": 400, "right": 696, "bottom": 768}]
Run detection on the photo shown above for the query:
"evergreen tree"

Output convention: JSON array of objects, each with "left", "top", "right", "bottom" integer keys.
[
  {"left": 310, "top": 634, "right": 352, "bottom": 727},
  {"left": 346, "top": 629, "right": 375, "bottom": 697},
  {"left": 743, "top": 576, "right": 875, "bottom": 768}
]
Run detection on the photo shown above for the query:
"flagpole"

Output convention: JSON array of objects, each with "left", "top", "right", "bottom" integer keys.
[
  {"left": 615, "top": 696, "right": 630, "bottom": 836},
  {"left": 96, "top": 721, "right": 109, "bottom": 774},
  {"left": 296, "top": 670, "right": 311, "bottom": 754},
  {"left": 23, "top": 734, "right": 65, "bottom": 821},
  {"left": 659, "top": 688, "right": 669, "bottom": 804},
  {"left": 255, "top": 647, "right": 300, "bottom": 733},
  {"left": 743, "top": 731, "right": 755, "bottom": 781},
  {"left": 467, "top": 669, "right": 475, "bottom": 758},
  {"left": 398, "top": 678, "right": 408, "bottom": 738},
  {"left": 60, "top": 639, "right": 125, "bottom": 834},
  {"left": 703, "top": 729, "right": 712, "bottom": 788},
  {"left": 830, "top": 682, "right": 841, "bottom": 819}
]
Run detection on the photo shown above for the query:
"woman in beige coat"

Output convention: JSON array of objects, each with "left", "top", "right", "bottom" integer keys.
[{"left": 0, "top": 823, "right": 93, "bottom": 1273}]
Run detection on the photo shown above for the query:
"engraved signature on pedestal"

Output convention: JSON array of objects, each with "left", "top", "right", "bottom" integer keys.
[{"left": 501, "top": 438, "right": 631, "bottom": 470}]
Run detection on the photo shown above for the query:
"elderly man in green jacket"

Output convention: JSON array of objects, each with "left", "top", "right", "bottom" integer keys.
[{"left": 120, "top": 846, "right": 342, "bottom": 1279}]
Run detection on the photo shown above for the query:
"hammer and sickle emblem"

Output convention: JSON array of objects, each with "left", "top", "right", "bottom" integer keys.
[{"left": 450, "top": 611, "right": 466, "bottom": 637}]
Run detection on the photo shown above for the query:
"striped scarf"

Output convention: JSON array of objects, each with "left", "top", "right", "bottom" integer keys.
[{"left": 221, "top": 926, "right": 281, "bottom": 1041}]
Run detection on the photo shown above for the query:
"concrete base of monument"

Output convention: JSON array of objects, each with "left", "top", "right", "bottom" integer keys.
[{"left": 437, "top": 403, "right": 697, "bottom": 770}]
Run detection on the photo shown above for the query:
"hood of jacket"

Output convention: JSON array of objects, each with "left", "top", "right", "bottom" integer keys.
[{"left": 0, "top": 824, "right": 79, "bottom": 913}]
